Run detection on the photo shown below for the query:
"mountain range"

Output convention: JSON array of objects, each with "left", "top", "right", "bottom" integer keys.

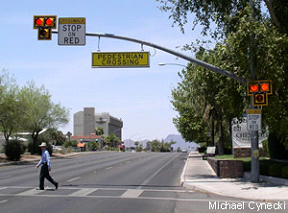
[{"left": 123, "top": 134, "right": 200, "bottom": 151}]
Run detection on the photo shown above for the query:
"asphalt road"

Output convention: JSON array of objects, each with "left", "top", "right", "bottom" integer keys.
[{"left": 0, "top": 152, "right": 277, "bottom": 213}]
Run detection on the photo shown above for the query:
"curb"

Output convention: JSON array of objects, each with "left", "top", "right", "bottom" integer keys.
[
  {"left": 180, "top": 156, "right": 188, "bottom": 187},
  {"left": 244, "top": 172, "right": 288, "bottom": 186}
]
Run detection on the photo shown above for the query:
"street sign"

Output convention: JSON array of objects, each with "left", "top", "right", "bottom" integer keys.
[
  {"left": 92, "top": 52, "right": 150, "bottom": 68},
  {"left": 58, "top": 17, "right": 86, "bottom": 45},
  {"left": 247, "top": 109, "right": 261, "bottom": 131}
]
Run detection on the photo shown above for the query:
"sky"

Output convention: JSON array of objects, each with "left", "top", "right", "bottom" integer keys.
[{"left": 0, "top": 0, "right": 208, "bottom": 141}]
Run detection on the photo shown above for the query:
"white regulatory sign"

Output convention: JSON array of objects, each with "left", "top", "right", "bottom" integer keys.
[
  {"left": 58, "top": 17, "right": 86, "bottom": 45},
  {"left": 247, "top": 109, "right": 261, "bottom": 131}
]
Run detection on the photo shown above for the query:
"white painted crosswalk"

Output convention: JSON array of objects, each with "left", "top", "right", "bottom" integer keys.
[{"left": 0, "top": 186, "right": 194, "bottom": 201}]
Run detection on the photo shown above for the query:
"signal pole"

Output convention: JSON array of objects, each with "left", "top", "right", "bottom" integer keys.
[{"left": 249, "top": 0, "right": 259, "bottom": 183}]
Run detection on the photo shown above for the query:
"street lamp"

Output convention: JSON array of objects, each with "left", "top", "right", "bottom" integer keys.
[{"left": 158, "top": 62, "right": 187, "bottom": 67}]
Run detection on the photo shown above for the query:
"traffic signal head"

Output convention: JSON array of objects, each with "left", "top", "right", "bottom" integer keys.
[
  {"left": 34, "top": 15, "right": 56, "bottom": 40},
  {"left": 247, "top": 80, "right": 272, "bottom": 107},
  {"left": 34, "top": 16, "right": 57, "bottom": 29}
]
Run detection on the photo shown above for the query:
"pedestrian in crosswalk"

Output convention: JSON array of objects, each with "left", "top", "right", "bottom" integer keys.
[{"left": 35, "top": 142, "right": 58, "bottom": 190}]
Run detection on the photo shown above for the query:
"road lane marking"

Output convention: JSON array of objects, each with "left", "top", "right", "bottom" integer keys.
[
  {"left": 67, "top": 177, "right": 81, "bottom": 182},
  {"left": 0, "top": 200, "right": 8, "bottom": 204},
  {"left": 137, "top": 154, "right": 180, "bottom": 190},
  {"left": 121, "top": 189, "right": 143, "bottom": 198},
  {"left": 105, "top": 167, "right": 113, "bottom": 170},
  {"left": 69, "top": 188, "right": 98, "bottom": 197},
  {"left": 0, "top": 187, "right": 7, "bottom": 191}
]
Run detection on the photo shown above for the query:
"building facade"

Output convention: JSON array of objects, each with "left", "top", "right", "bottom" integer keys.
[{"left": 73, "top": 107, "right": 123, "bottom": 140}]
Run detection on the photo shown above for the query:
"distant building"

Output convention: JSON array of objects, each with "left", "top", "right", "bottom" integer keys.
[{"left": 73, "top": 107, "right": 123, "bottom": 140}]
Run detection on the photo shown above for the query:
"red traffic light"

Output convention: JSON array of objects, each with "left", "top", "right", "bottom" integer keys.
[
  {"left": 36, "top": 18, "right": 43, "bottom": 26},
  {"left": 249, "top": 84, "right": 258, "bottom": 93},
  {"left": 260, "top": 83, "right": 269, "bottom": 92},
  {"left": 45, "top": 18, "right": 52, "bottom": 26}
]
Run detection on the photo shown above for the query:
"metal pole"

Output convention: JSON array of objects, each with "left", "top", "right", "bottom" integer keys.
[
  {"left": 249, "top": 0, "right": 259, "bottom": 183},
  {"left": 52, "top": 31, "right": 247, "bottom": 85}
]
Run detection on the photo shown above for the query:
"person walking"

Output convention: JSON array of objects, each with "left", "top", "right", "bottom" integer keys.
[{"left": 35, "top": 142, "right": 58, "bottom": 190}]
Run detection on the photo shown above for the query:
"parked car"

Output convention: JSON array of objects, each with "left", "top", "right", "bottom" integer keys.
[
  {"left": 182, "top": 149, "right": 188, "bottom": 153},
  {"left": 52, "top": 145, "right": 62, "bottom": 151}
]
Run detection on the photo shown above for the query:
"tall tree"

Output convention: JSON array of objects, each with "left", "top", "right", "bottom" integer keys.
[
  {"left": 158, "top": 0, "right": 288, "bottom": 153},
  {"left": 104, "top": 133, "right": 120, "bottom": 148},
  {"left": 156, "top": 0, "right": 288, "bottom": 36},
  {"left": 0, "top": 70, "right": 23, "bottom": 143},
  {"left": 18, "top": 82, "right": 69, "bottom": 154}
]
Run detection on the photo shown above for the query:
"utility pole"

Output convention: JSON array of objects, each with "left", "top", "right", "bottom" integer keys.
[{"left": 249, "top": 0, "right": 260, "bottom": 183}]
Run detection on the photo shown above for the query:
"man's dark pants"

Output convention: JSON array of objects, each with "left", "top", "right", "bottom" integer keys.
[{"left": 39, "top": 163, "right": 57, "bottom": 190}]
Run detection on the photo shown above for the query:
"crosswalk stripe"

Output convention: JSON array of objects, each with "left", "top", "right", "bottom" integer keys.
[
  {"left": 17, "top": 188, "right": 43, "bottom": 196},
  {"left": 67, "top": 177, "right": 81, "bottom": 182},
  {"left": 69, "top": 188, "right": 98, "bottom": 197},
  {"left": 121, "top": 189, "right": 143, "bottom": 198}
]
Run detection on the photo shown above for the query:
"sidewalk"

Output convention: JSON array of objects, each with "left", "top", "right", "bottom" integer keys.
[{"left": 181, "top": 151, "right": 288, "bottom": 201}]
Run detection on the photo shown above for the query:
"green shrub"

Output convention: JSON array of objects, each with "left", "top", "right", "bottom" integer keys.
[
  {"left": 4, "top": 140, "right": 24, "bottom": 161},
  {"left": 281, "top": 167, "right": 288, "bottom": 179},
  {"left": 269, "top": 164, "right": 282, "bottom": 177},
  {"left": 243, "top": 161, "right": 251, "bottom": 172},
  {"left": 88, "top": 141, "right": 99, "bottom": 151},
  {"left": 28, "top": 141, "right": 53, "bottom": 156},
  {"left": 260, "top": 160, "right": 272, "bottom": 176},
  {"left": 198, "top": 147, "right": 206, "bottom": 153},
  {"left": 64, "top": 139, "right": 78, "bottom": 148}
]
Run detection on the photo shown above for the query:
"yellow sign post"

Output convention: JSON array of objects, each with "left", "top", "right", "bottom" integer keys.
[{"left": 92, "top": 52, "right": 150, "bottom": 68}]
